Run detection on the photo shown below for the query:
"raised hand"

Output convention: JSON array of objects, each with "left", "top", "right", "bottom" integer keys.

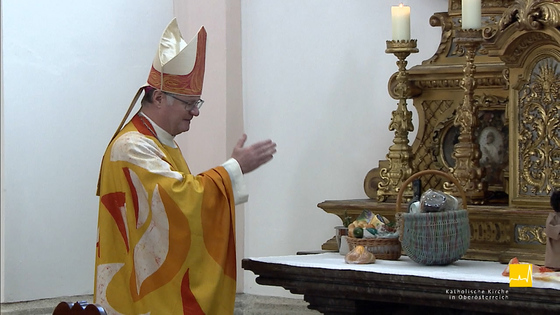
[{"left": 231, "top": 134, "right": 277, "bottom": 174}]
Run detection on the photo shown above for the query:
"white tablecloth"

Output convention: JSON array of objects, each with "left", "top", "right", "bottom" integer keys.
[{"left": 249, "top": 253, "right": 560, "bottom": 290}]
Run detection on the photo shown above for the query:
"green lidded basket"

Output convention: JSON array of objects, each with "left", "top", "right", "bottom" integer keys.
[{"left": 395, "top": 170, "right": 471, "bottom": 266}]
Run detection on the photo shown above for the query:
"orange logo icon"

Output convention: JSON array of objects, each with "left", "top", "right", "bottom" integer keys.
[{"left": 509, "top": 264, "right": 532, "bottom": 287}]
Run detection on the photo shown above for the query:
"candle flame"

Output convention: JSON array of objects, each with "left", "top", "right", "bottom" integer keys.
[{"left": 399, "top": 3, "right": 404, "bottom": 8}]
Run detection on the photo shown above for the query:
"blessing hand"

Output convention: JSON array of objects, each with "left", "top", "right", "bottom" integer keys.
[{"left": 231, "top": 134, "right": 277, "bottom": 174}]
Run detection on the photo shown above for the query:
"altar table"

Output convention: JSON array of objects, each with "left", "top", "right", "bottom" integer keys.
[{"left": 242, "top": 253, "right": 560, "bottom": 314}]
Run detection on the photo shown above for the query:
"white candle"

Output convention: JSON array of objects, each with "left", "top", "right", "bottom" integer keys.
[
  {"left": 462, "top": 0, "right": 481, "bottom": 29},
  {"left": 391, "top": 3, "right": 410, "bottom": 41}
]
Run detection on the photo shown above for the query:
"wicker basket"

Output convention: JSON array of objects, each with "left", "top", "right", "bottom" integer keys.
[
  {"left": 396, "top": 170, "right": 470, "bottom": 266},
  {"left": 346, "top": 236, "right": 401, "bottom": 260}
]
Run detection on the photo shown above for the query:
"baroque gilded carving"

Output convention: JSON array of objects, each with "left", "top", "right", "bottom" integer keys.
[
  {"left": 515, "top": 224, "right": 547, "bottom": 244},
  {"left": 518, "top": 57, "right": 560, "bottom": 195},
  {"left": 482, "top": 15, "right": 505, "bottom": 41},
  {"left": 499, "top": 0, "right": 560, "bottom": 31},
  {"left": 413, "top": 76, "right": 507, "bottom": 90},
  {"left": 474, "top": 94, "right": 509, "bottom": 108},
  {"left": 501, "top": 32, "right": 556, "bottom": 65},
  {"left": 425, "top": 12, "right": 454, "bottom": 64}
]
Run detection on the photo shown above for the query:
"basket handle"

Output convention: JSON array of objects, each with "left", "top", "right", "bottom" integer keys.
[{"left": 395, "top": 170, "right": 467, "bottom": 213}]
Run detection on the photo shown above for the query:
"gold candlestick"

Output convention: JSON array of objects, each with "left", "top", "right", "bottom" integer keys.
[
  {"left": 446, "top": 29, "right": 486, "bottom": 204},
  {"left": 377, "top": 40, "right": 419, "bottom": 202}
]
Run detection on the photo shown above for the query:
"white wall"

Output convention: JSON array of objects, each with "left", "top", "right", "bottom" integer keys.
[
  {"left": 1, "top": 0, "right": 5, "bottom": 300},
  {"left": 1, "top": 0, "right": 174, "bottom": 302},
  {"left": 241, "top": 0, "right": 449, "bottom": 297},
  {"left": 1, "top": 0, "right": 449, "bottom": 304}
]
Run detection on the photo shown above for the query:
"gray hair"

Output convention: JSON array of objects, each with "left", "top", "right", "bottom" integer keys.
[{"left": 139, "top": 87, "right": 175, "bottom": 107}]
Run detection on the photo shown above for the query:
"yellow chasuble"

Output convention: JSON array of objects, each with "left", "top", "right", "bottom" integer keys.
[{"left": 95, "top": 114, "right": 236, "bottom": 315}]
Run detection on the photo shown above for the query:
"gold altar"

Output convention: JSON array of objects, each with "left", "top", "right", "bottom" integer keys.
[{"left": 319, "top": 0, "right": 560, "bottom": 265}]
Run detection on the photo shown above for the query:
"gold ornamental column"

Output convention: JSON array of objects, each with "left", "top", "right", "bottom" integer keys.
[
  {"left": 377, "top": 40, "right": 418, "bottom": 202},
  {"left": 446, "top": 29, "right": 486, "bottom": 204}
]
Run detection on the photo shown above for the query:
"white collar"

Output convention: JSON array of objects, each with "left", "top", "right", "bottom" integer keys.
[{"left": 139, "top": 112, "right": 177, "bottom": 148}]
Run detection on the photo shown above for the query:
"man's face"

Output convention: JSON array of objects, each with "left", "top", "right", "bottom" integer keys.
[{"left": 161, "top": 94, "right": 201, "bottom": 136}]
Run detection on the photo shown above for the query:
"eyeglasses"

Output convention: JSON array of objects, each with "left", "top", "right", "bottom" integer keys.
[{"left": 165, "top": 93, "right": 204, "bottom": 111}]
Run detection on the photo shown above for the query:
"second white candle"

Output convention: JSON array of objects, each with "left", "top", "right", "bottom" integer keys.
[
  {"left": 391, "top": 4, "right": 411, "bottom": 41},
  {"left": 462, "top": 0, "right": 481, "bottom": 29}
]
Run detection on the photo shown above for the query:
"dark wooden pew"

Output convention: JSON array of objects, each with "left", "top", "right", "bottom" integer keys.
[{"left": 52, "top": 301, "right": 107, "bottom": 315}]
